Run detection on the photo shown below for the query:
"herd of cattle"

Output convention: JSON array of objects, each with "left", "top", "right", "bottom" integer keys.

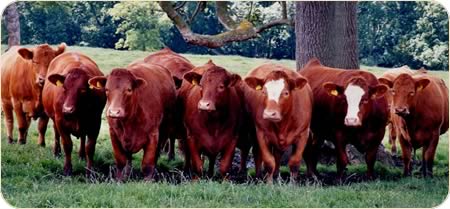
[{"left": 1, "top": 43, "right": 448, "bottom": 183}]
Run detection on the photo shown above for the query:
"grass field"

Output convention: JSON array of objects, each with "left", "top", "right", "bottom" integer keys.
[{"left": 1, "top": 45, "right": 449, "bottom": 208}]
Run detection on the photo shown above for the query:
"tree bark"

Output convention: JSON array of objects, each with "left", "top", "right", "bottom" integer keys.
[
  {"left": 5, "top": 3, "right": 20, "bottom": 48},
  {"left": 296, "top": 1, "right": 359, "bottom": 70}
]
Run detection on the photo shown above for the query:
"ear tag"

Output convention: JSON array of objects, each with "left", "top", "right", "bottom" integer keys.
[
  {"left": 417, "top": 85, "right": 423, "bottom": 91},
  {"left": 330, "top": 89, "right": 338, "bottom": 96},
  {"left": 56, "top": 80, "right": 63, "bottom": 87},
  {"left": 96, "top": 81, "right": 102, "bottom": 88},
  {"left": 255, "top": 85, "right": 262, "bottom": 90},
  {"left": 192, "top": 79, "right": 198, "bottom": 86},
  {"left": 89, "top": 85, "right": 95, "bottom": 89}
]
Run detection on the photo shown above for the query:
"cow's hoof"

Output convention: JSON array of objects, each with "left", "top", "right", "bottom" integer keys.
[
  {"left": 7, "top": 137, "right": 15, "bottom": 144},
  {"left": 63, "top": 167, "right": 72, "bottom": 176},
  {"left": 18, "top": 139, "right": 26, "bottom": 145}
]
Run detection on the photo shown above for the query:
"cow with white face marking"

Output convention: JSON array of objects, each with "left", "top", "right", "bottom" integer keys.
[
  {"left": 300, "top": 58, "right": 389, "bottom": 180},
  {"left": 243, "top": 63, "right": 312, "bottom": 183}
]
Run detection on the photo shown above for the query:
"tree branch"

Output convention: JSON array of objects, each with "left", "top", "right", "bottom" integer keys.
[
  {"left": 174, "top": 1, "right": 187, "bottom": 10},
  {"left": 280, "top": 1, "right": 288, "bottom": 19},
  {"left": 159, "top": 1, "right": 293, "bottom": 48},
  {"left": 216, "top": 1, "right": 239, "bottom": 30},
  {"left": 188, "top": 1, "right": 206, "bottom": 24}
]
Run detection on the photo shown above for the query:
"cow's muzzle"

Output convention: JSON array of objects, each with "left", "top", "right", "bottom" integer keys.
[
  {"left": 198, "top": 100, "right": 216, "bottom": 112},
  {"left": 395, "top": 107, "right": 410, "bottom": 117},
  {"left": 107, "top": 108, "right": 125, "bottom": 118},
  {"left": 344, "top": 117, "right": 362, "bottom": 127},
  {"left": 36, "top": 76, "right": 45, "bottom": 87},
  {"left": 263, "top": 109, "right": 282, "bottom": 122}
]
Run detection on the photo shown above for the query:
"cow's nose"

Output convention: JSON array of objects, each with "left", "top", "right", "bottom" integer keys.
[
  {"left": 198, "top": 100, "right": 215, "bottom": 111},
  {"left": 36, "top": 76, "right": 45, "bottom": 87},
  {"left": 395, "top": 107, "right": 409, "bottom": 116},
  {"left": 344, "top": 117, "right": 361, "bottom": 126},
  {"left": 108, "top": 108, "right": 123, "bottom": 118},
  {"left": 63, "top": 105, "right": 75, "bottom": 114},
  {"left": 263, "top": 109, "right": 282, "bottom": 122}
]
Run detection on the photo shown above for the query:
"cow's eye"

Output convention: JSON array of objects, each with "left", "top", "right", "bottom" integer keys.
[
  {"left": 127, "top": 88, "right": 132, "bottom": 93},
  {"left": 283, "top": 91, "right": 289, "bottom": 97},
  {"left": 390, "top": 90, "right": 395, "bottom": 95},
  {"left": 361, "top": 99, "right": 369, "bottom": 104},
  {"left": 218, "top": 84, "right": 225, "bottom": 90},
  {"left": 80, "top": 89, "right": 87, "bottom": 94}
]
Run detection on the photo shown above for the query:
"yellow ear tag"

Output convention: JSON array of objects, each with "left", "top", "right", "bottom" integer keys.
[
  {"left": 417, "top": 85, "right": 423, "bottom": 91},
  {"left": 192, "top": 79, "right": 198, "bottom": 86},
  {"left": 56, "top": 80, "right": 63, "bottom": 87},
  {"left": 255, "top": 85, "right": 262, "bottom": 90},
  {"left": 330, "top": 89, "right": 338, "bottom": 96},
  {"left": 89, "top": 85, "right": 94, "bottom": 89},
  {"left": 96, "top": 81, "right": 102, "bottom": 88}
]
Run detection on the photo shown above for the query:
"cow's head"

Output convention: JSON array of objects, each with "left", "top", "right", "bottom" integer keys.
[
  {"left": 378, "top": 74, "right": 429, "bottom": 117},
  {"left": 245, "top": 71, "right": 307, "bottom": 122},
  {"left": 323, "top": 76, "right": 387, "bottom": 127},
  {"left": 88, "top": 68, "right": 146, "bottom": 119},
  {"left": 48, "top": 68, "right": 94, "bottom": 116},
  {"left": 18, "top": 43, "right": 66, "bottom": 87},
  {"left": 184, "top": 61, "right": 241, "bottom": 112}
]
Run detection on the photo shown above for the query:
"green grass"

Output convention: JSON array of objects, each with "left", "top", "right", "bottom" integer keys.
[{"left": 1, "top": 45, "right": 449, "bottom": 208}]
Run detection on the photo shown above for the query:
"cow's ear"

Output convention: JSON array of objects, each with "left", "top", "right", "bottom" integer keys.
[
  {"left": 288, "top": 77, "right": 307, "bottom": 90},
  {"left": 184, "top": 72, "right": 202, "bottom": 86},
  {"left": 323, "top": 82, "right": 343, "bottom": 97},
  {"left": 88, "top": 76, "right": 107, "bottom": 90},
  {"left": 415, "top": 78, "right": 430, "bottom": 91},
  {"left": 378, "top": 78, "right": 393, "bottom": 88},
  {"left": 18, "top": 48, "right": 33, "bottom": 60},
  {"left": 55, "top": 42, "right": 66, "bottom": 56},
  {"left": 244, "top": 77, "right": 264, "bottom": 90},
  {"left": 133, "top": 77, "right": 147, "bottom": 89},
  {"left": 370, "top": 84, "right": 388, "bottom": 99},
  {"left": 228, "top": 74, "right": 242, "bottom": 87},
  {"left": 48, "top": 74, "right": 66, "bottom": 87},
  {"left": 173, "top": 76, "right": 183, "bottom": 89}
]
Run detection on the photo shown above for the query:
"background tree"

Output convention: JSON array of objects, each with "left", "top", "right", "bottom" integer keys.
[
  {"left": 295, "top": 1, "right": 359, "bottom": 69},
  {"left": 4, "top": 3, "right": 20, "bottom": 48}
]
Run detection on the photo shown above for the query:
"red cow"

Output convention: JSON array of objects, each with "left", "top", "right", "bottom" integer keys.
[
  {"left": 144, "top": 48, "right": 195, "bottom": 160},
  {"left": 89, "top": 62, "right": 177, "bottom": 181},
  {"left": 243, "top": 63, "right": 312, "bottom": 183},
  {"left": 378, "top": 71, "right": 448, "bottom": 177},
  {"left": 300, "top": 58, "right": 388, "bottom": 180},
  {"left": 1, "top": 43, "right": 65, "bottom": 145},
  {"left": 41, "top": 52, "right": 106, "bottom": 176},
  {"left": 181, "top": 60, "right": 247, "bottom": 179},
  {"left": 379, "top": 66, "right": 414, "bottom": 155}
]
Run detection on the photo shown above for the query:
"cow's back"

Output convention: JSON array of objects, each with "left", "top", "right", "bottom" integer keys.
[{"left": 144, "top": 48, "right": 194, "bottom": 79}]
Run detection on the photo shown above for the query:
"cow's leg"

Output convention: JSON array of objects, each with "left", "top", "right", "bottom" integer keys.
[
  {"left": 187, "top": 136, "right": 203, "bottom": 179},
  {"left": 181, "top": 138, "right": 191, "bottom": 175},
  {"left": 110, "top": 131, "right": 128, "bottom": 181},
  {"left": 423, "top": 131, "right": 439, "bottom": 177},
  {"left": 335, "top": 131, "right": 348, "bottom": 181},
  {"left": 53, "top": 123, "right": 61, "bottom": 157},
  {"left": 252, "top": 144, "right": 262, "bottom": 179},
  {"left": 207, "top": 154, "right": 217, "bottom": 178},
  {"left": 79, "top": 135, "right": 86, "bottom": 160},
  {"left": 365, "top": 145, "right": 378, "bottom": 180},
  {"left": 219, "top": 139, "right": 237, "bottom": 180},
  {"left": 2, "top": 101, "right": 15, "bottom": 144},
  {"left": 388, "top": 122, "right": 397, "bottom": 155},
  {"left": 13, "top": 101, "right": 29, "bottom": 144},
  {"left": 399, "top": 135, "right": 412, "bottom": 176},
  {"left": 37, "top": 115, "right": 49, "bottom": 147},
  {"left": 142, "top": 130, "right": 159, "bottom": 181},
  {"left": 255, "top": 130, "right": 275, "bottom": 184},
  {"left": 288, "top": 132, "right": 309, "bottom": 182},
  {"left": 86, "top": 131, "right": 99, "bottom": 177},
  {"left": 273, "top": 149, "right": 282, "bottom": 181},
  {"left": 304, "top": 134, "right": 320, "bottom": 178},
  {"left": 57, "top": 126, "right": 73, "bottom": 176}
]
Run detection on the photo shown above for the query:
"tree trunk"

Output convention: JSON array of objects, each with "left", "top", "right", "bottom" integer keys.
[
  {"left": 295, "top": 1, "right": 359, "bottom": 70},
  {"left": 5, "top": 3, "right": 20, "bottom": 48}
]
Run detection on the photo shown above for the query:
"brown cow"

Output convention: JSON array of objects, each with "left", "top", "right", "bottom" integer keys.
[
  {"left": 379, "top": 66, "right": 414, "bottom": 155},
  {"left": 89, "top": 62, "right": 177, "bottom": 181},
  {"left": 300, "top": 58, "right": 389, "bottom": 180},
  {"left": 181, "top": 60, "right": 246, "bottom": 179},
  {"left": 41, "top": 52, "right": 106, "bottom": 176},
  {"left": 144, "top": 48, "right": 195, "bottom": 160},
  {"left": 378, "top": 72, "right": 448, "bottom": 177},
  {"left": 1, "top": 43, "right": 65, "bottom": 145},
  {"left": 243, "top": 63, "right": 312, "bottom": 183}
]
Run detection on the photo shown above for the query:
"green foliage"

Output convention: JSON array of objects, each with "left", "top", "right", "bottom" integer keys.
[
  {"left": 1, "top": 45, "right": 449, "bottom": 208},
  {"left": 108, "top": 2, "right": 170, "bottom": 51},
  {"left": 358, "top": 1, "right": 448, "bottom": 70}
]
